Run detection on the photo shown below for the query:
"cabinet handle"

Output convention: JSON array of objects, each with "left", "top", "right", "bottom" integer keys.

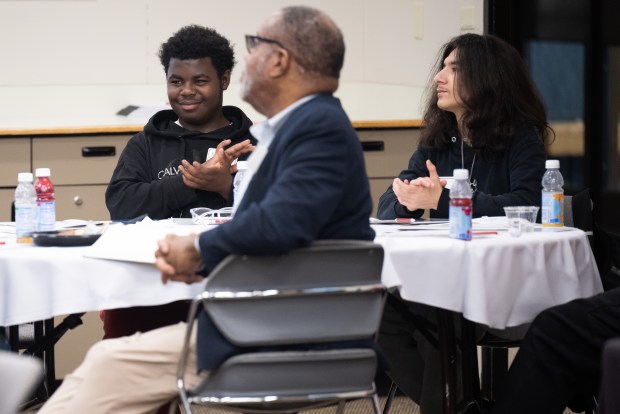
[
  {"left": 82, "top": 146, "right": 116, "bottom": 157},
  {"left": 73, "top": 196, "right": 83, "bottom": 206},
  {"left": 361, "top": 141, "right": 384, "bottom": 152}
]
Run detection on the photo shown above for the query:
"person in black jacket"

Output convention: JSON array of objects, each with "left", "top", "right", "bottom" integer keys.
[
  {"left": 377, "top": 33, "right": 549, "bottom": 220},
  {"left": 101, "top": 26, "right": 254, "bottom": 347},
  {"left": 377, "top": 33, "right": 551, "bottom": 414}
]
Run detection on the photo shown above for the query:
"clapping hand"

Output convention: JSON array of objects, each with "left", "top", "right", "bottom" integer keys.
[
  {"left": 178, "top": 139, "right": 255, "bottom": 198},
  {"left": 393, "top": 159, "right": 447, "bottom": 211}
]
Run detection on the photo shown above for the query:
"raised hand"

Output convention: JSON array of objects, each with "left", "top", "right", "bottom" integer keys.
[
  {"left": 178, "top": 139, "right": 255, "bottom": 199},
  {"left": 393, "top": 159, "right": 445, "bottom": 211}
]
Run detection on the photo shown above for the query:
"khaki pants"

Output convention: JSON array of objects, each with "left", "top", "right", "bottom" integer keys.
[{"left": 39, "top": 322, "right": 205, "bottom": 414}]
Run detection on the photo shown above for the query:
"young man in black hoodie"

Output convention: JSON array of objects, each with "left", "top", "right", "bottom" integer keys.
[
  {"left": 106, "top": 25, "right": 254, "bottom": 221},
  {"left": 102, "top": 26, "right": 254, "bottom": 341}
]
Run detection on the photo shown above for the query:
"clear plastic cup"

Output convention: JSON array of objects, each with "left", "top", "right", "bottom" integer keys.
[{"left": 504, "top": 206, "right": 540, "bottom": 237}]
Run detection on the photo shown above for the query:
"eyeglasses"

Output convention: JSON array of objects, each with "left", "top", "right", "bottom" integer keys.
[{"left": 245, "top": 34, "right": 286, "bottom": 53}]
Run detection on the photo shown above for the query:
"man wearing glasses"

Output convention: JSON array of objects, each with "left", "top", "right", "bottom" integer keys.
[{"left": 39, "top": 6, "right": 375, "bottom": 414}]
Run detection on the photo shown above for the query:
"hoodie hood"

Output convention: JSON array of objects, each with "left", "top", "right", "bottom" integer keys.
[{"left": 144, "top": 106, "right": 253, "bottom": 143}]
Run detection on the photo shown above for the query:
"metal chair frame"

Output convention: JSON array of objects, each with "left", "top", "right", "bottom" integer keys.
[{"left": 174, "top": 240, "right": 386, "bottom": 414}]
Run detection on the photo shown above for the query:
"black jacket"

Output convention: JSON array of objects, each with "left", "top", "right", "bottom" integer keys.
[
  {"left": 377, "top": 127, "right": 546, "bottom": 219},
  {"left": 106, "top": 106, "right": 253, "bottom": 220}
]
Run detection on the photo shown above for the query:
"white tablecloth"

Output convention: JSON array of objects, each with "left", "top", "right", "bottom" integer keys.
[
  {"left": 1, "top": 220, "right": 603, "bottom": 330},
  {"left": 0, "top": 242, "right": 204, "bottom": 327},
  {"left": 373, "top": 224, "right": 603, "bottom": 329}
]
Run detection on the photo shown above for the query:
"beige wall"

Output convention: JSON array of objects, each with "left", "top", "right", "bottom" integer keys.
[
  {"left": 0, "top": 0, "right": 484, "bottom": 124},
  {"left": 0, "top": 0, "right": 484, "bottom": 87},
  {"left": 54, "top": 312, "right": 103, "bottom": 378}
]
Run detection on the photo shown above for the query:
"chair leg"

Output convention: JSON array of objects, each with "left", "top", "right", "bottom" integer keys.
[
  {"left": 480, "top": 347, "right": 509, "bottom": 403},
  {"left": 335, "top": 400, "right": 346, "bottom": 414},
  {"left": 371, "top": 393, "right": 382, "bottom": 414},
  {"left": 382, "top": 381, "right": 398, "bottom": 414},
  {"left": 437, "top": 310, "right": 457, "bottom": 414},
  {"left": 461, "top": 319, "right": 481, "bottom": 403},
  {"left": 167, "top": 399, "right": 180, "bottom": 414},
  {"left": 179, "top": 395, "right": 192, "bottom": 414}
]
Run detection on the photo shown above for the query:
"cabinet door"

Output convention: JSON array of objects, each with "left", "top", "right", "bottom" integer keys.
[
  {"left": 55, "top": 185, "right": 110, "bottom": 221},
  {"left": 0, "top": 188, "right": 15, "bottom": 221},
  {"left": 368, "top": 178, "right": 393, "bottom": 218},
  {"left": 0, "top": 138, "right": 31, "bottom": 186},
  {"left": 32, "top": 135, "right": 130, "bottom": 185},
  {"left": 357, "top": 129, "right": 420, "bottom": 178},
  {"left": 358, "top": 128, "right": 420, "bottom": 216}
]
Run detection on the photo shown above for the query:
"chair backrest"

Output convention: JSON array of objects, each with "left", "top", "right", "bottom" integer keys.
[
  {"left": 563, "top": 188, "right": 593, "bottom": 233},
  {"left": 0, "top": 352, "right": 43, "bottom": 414},
  {"left": 202, "top": 240, "right": 385, "bottom": 347}
]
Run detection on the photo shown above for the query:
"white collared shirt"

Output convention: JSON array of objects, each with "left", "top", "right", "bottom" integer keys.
[
  {"left": 195, "top": 94, "right": 318, "bottom": 254},
  {"left": 232, "top": 94, "right": 318, "bottom": 213}
]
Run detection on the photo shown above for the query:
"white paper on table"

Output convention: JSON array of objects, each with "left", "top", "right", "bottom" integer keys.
[
  {"left": 82, "top": 217, "right": 209, "bottom": 264},
  {"left": 472, "top": 216, "right": 509, "bottom": 231}
]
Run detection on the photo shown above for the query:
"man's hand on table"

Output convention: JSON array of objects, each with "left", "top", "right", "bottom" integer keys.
[{"left": 155, "top": 234, "right": 204, "bottom": 284}]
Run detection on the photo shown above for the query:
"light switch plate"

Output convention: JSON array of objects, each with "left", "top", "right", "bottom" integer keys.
[
  {"left": 413, "top": 3, "right": 424, "bottom": 40},
  {"left": 460, "top": 5, "right": 475, "bottom": 31}
]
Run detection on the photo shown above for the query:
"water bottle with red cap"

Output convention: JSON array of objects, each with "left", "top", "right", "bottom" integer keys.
[
  {"left": 449, "top": 168, "right": 473, "bottom": 241},
  {"left": 34, "top": 167, "right": 56, "bottom": 232}
]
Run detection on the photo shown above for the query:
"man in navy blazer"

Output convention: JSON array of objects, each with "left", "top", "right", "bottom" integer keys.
[{"left": 39, "top": 6, "right": 374, "bottom": 414}]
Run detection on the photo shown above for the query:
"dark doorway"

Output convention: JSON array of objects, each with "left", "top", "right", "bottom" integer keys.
[{"left": 487, "top": 0, "right": 620, "bottom": 233}]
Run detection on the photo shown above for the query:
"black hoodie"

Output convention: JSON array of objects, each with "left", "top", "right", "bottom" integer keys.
[{"left": 105, "top": 106, "right": 254, "bottom": 220}]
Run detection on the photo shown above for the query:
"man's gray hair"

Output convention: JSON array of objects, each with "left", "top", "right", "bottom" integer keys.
[{"left": 276, "top": 6, "right": 345, "bottom": 79}]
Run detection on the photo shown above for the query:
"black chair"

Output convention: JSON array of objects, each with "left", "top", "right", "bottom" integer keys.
[{"left": 174, "top": 240, "right": 386, "bottom": 414}]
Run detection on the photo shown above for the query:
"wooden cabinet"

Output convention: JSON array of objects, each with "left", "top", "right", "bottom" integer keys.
[
  {"left": 32, "top": 135, "right": 129, "bottom": 220},
  {"left": 54, "top": 185, "right": 110, "bottom": 221},
  {"left": 32, "top": 136, "right": 128, "bottom": 186},
  {"left": 0, "top": 189, "right": 16, "bottom": 221},
  {"left": 1, "top": 128, "right": 419, "bottom": 221},
  {"left": 0, "top": 139, "right": 31, "bottom": 187},
  {"left": 357, "top": 128, "right": 420, "bottom": 216},
  {"left": 0, "top": 134, "right": 130, "bottom": 221},
  {"left": 0, "top": 139, "right": 31, "bottom": 220}
]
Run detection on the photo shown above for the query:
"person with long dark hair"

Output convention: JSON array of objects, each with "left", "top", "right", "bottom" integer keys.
[
  {"left": 377, "top": 33, "right": 550, "bottom": 220},
  {"left": 377, "top": 33, "right": 550, "bottom": 414}
]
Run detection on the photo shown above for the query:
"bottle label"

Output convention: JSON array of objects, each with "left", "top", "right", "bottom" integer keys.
[
  {"left": 449, "top": 203, "right": 472, "bottom": 241},
  {"left": 38, "top": 200, "right": 56, "bottom": 231},
  {"left": 541, "top": 192, "right": 564, "bottom": 226},
  {"left": 15, "top": 205, "right": 38, "bottom": 237}
]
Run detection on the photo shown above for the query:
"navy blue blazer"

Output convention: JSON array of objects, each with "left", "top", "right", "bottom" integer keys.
[{"left": 195, "top": 93, "right": 375, "bottom": 371}]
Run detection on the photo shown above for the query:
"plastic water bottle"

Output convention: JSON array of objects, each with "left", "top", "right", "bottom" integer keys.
[
  {"left": 541, "top": 159, "right": 564, "bottom": 227},
  {"left": 232, "top": 161, "right": 248, "bottom": 205},
  {"left": 14, "top": 172, "right": 38, "bottom": 240},
  {"left": 449, "top": 168, "right": 473, "bottom": 241},
  {"left": 34, "top": 167, "right": 56, "bottom": 232}
]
